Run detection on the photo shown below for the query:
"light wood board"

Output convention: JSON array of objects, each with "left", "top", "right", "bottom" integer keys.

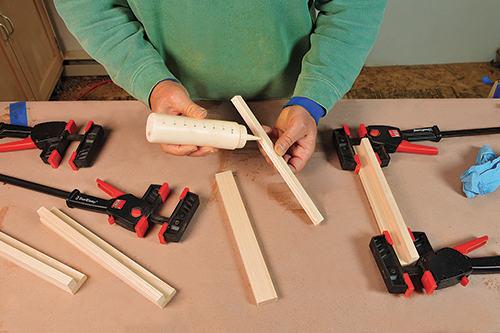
[
  {"left": 37, "top": 207, "right": 176, "bottom": 308},
  {"left": 0, "top": 231, "right": 86, "bottom": 294},
  {"left": 231, "top": 95, "right": 324, "bottom": 225},
  {"left": 216, "top": 171, "right": 277, "bottom": 306},
  {"left": 354, "top": 138, "right": 419, "bottom": 265}
]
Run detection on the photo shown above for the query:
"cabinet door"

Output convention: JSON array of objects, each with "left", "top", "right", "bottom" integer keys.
[
  {"left": 0, "top": 39, "right": 35, "bottom": 101},
  {"left": 0, "top": 0, "right": 63, "bottom": 100}
]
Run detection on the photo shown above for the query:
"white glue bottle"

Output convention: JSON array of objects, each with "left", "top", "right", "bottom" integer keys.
[{"left": 146, "top": 113, "right": 260, "bottom": 150}]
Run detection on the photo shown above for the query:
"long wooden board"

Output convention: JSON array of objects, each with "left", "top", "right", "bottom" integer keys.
[
  {"left": 0, "top": 231, "right": 86, "bottom": 294},
  {"left": 37, "top": 207, "right": 176, "bottom": 308},
  {"left": 354, "top": 138, "right": 419, "bottom": 265},
  {"left": 216, "top": 171, "right": 278, "bottom": 306},
  {"left": 231, "top": 95, "right": 324, "bottom": 225}
]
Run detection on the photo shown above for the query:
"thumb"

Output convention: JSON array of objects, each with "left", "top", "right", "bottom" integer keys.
[
  {"left": 274, "top": 125, "right": 303, "bottom": 156},
  {"left": 180, "top": 100, "right": 207, "bottom": 119}
]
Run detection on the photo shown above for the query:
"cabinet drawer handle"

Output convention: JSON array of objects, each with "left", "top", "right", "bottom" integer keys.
[
  {"left": 0, "top": 12, "right": 14, "bottom": 36},
  {"left": 0, "top": 23, "right": 10, "bottom": 45},
  {"left": 0, "top": 11, "right": 14, "bottom": 43}
]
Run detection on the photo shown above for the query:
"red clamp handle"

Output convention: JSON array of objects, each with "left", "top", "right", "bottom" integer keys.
[
  {"left": 453, "top": 235, "right": 489, "bottom": 255},
  {"left": 396, "top": 141, "right": 439, "bottom": 155},
  {"left": 0, "top": 137, "right": 37, "bottom": 152},
  {"left": 96, "top": 179, "right": 126, "bottom": 198}
]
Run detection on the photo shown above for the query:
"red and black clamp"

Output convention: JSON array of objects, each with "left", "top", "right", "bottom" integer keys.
[
  {"left": 360, "top": 124, "right": 439, "bottom": 156},
  {"left": 155, "top": 188, "right": 200, "bottom": 244},
  {"left": 0, "top": 120, "right": 105, "bottom": 170},
  {"left": 0, "top": 173, "right": 199, "bottom": 243},
  {"left": 370, "top": 231, "right": 500, "bottom": 297},
  {"left": 333, "top": 123, "right": 500, "bottom": 171},
  {"left": 332, "top": 124, "right": 438, "bottom": 171}
]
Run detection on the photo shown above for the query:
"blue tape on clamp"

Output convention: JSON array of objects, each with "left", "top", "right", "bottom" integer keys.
[{"left": 9, "top": 102, "right": 28, "bottom": 126}]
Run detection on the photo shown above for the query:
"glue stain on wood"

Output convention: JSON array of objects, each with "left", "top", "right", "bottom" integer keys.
[
  {"left": 205, "top": 151, "right": 231, "bottom": 207},
  {"left": 216, "top": 150, "right": 230, "bottom": 174},
  {"left": 0, "top": 206, "right": 9, "bottom": 229},
  {"left": 206, "top": 178, "right": 222, "bottom": 208},
  {"left": 266, "top": 183, "right": 307, "bottom": 220}
]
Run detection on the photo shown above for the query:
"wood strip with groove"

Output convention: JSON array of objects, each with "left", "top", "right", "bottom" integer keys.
[
  {"left": 231, "top": 95, "right": 323, "bottom": 225},
  {"left": 37, "top": 207, "right": 176, "bottom": 308},
  {"left": 0, "top": 231, "right": 86, "bottom": 294},
  {"left": 354, "top": 138, "right": 419, "bottom": 265}
]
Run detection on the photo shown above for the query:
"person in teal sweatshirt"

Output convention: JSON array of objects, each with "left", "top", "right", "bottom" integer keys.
[{"left": 54, "top": 0, "right": 387, "bottom": 173}]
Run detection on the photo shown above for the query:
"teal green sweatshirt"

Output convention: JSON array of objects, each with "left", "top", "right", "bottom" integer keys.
[{"left": 55, "top": 0, "right": 386, "bottom": 116}]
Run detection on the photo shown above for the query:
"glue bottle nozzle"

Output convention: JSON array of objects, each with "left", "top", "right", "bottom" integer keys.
[{"left": 247, "top": 135, "right": 261, "bottom": 141}]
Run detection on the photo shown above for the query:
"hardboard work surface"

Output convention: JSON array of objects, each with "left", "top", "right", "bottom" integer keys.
[{"left": 0, "top": 99, "right": 499, "bottom": 332}]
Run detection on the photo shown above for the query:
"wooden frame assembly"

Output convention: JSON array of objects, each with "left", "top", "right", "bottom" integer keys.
[
  {"left": 37, "top": 207, "right": 176, "bottom": 308},
  {"left": 231, "top": 95, "right": 324, "bottom": 225},
  {"left": 216, "top": 171, "right": 278, "bottom": 306},
  {"left": 354, "top": 138, "right": 419, "bottom": 265},
  {"left": 0, "top": 231, "right": 86, "bottom": 294}
]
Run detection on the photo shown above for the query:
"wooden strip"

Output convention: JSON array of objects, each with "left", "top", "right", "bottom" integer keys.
[
  {"left": 487, "top": 80, "right": 499, "bottom": 98},
  {"left": 354, "top": 138, "right": 419, "bottom": 265},
  {"left": 0, "top": 231, "right": 86, "bottom": 294},
  {"left": 230, "top": 95, "right": 324, "bottom": 225},
  {"left": 216, "top": 171, "right": 278, "bottom": 306},
  {"left": 37, "top": 207, "right": 176, "bottom": 308}
]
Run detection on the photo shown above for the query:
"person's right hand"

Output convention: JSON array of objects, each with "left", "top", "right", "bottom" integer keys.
[{"left": 149, "top": 80, "right": 218, "bottom": 157}]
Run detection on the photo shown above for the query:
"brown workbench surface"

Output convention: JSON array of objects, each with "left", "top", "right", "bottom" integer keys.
[{"left": 1, "top": 99, "right": 499, "bottom": 332}]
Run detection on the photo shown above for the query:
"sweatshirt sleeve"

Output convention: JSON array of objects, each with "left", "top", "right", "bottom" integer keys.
[
  {"left": 293, "top": 0, "right": 387, "bottom": 113},
  {"left": 54, "top": 0, "right": 175, "bottom": 105}
]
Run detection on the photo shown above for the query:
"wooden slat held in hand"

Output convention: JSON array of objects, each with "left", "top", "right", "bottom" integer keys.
[
  {"left": 354, "top": 138, "right": 419, "bottom": 266},
  {"left": 37, "top": 207, "right": 176, "bottom": 308},
  {"left": 216, "top": 171, "right": 278, "bottom": 306},
  {"left": 0, "top": 231, "right": 86, "bottom": 294},
  {"left": 230, "top": 95, "right": 324, "bottom": 225}
]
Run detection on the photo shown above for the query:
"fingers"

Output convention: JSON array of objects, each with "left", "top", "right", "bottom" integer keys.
[
  {"left": 262, "top": 125, "right": 283, "bottom": 142},
  {"left": 284, "top": 146, "right": 309, "bottom": 174},
  {"left": 150, "top": 80, "right": 214, "bottom": 157},
  {"left": 266, "top": 105, "right": 317, "bottom": 173},
  {"left": 260, "top": 120, "right": 311, "bottom": 174},
  {"left": 150, "top": 80, "right": 207, "bottom": 119},
  {"left": 160, "top": 143, "right": 218, "bottom": 157}
]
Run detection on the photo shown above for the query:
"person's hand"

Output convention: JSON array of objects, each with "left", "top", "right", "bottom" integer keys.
[
  {"left": 149, "top": 80, "right": 218, "bottom": 157},
  {"left": 262, "top": 105, "right": 317, "bottom": 173}
]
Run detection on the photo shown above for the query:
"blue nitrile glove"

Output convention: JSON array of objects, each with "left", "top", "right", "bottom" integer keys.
[{"left": 461, "top": 145, "right": 500, "bottom": 198}]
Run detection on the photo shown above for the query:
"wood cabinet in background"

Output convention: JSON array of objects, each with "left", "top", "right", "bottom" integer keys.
[{"left": 0, "top": 0, "right": 63, "bottom": 101}]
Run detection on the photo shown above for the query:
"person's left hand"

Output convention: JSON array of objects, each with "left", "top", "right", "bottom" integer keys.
[{"left": 262, "top": 105, "right": 317, "bottom": 173}]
